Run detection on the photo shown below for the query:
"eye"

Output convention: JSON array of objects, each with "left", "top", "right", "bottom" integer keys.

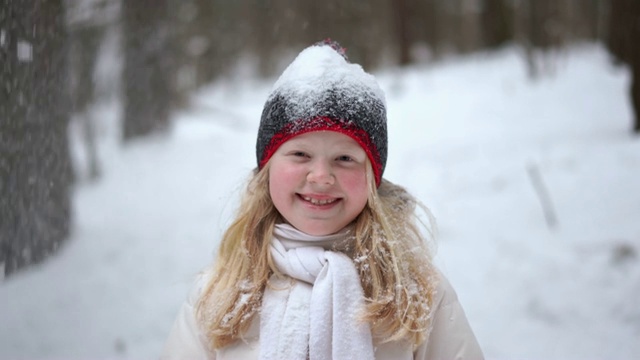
[
  {"left": 287, "top": 150, "right": 309, "bottom": 159},
  {"left": 337, "top": 155, "right": 354, "bottom": 162}
]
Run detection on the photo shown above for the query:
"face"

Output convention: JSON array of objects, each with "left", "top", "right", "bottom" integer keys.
[{"left": 268, "top": 131, "right": 370, "bottom": 236}]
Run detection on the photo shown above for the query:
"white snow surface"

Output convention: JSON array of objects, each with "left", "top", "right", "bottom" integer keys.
[
  {"left": 267, "top": 43, "right": 387, "bottom": 132},
  {"left": 272, "top": 43, "right": 385, "bottom": 105},
  {"left": 1, "top": 44, "right": 639, "bottom": 359}
]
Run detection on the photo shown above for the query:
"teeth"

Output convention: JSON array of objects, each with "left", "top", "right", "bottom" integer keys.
[{"left": 302, "top": 196, "right": 337, "bottom": 205}]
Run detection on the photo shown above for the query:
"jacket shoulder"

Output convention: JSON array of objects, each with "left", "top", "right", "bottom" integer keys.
[{"left": 413, "top": 270, "right": 485, "bottom": 360}]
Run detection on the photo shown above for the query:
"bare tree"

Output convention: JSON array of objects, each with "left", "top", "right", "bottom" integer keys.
[
  {"left": 391, "top": 0, "right": 411, "bottom": 65},
  {"left": 481, "top": 0, "right": 513, "bottom": 49},
  {"left": 67, "top": 0, "right": 118, "bottom": 181},
  {"left": 0, "top": 0, "right": 73, "bottom": 276},
  {"left": 411, "top": 0, "right": 444, "bottom": 60},
  {"left": 515, "top": 0, "right": 568, "bottom": 79},
  {"left": 122, "top": 0, "right": 175, "bottom": 140},
  {"left": 607, "top": 0, "right": 640, "bottom": 133}
]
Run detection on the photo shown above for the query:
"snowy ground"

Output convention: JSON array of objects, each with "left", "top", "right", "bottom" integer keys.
[{"left": 1, "top": 43, "right": 639, "bottom": 359}]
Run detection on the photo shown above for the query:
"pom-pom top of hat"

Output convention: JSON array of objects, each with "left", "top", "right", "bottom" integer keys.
[
  {"left": 256, "top": 41, "right": 388, "bottom": 186},
  {"left": 314, "top": 38, "right": 349, "bottom": 61}
]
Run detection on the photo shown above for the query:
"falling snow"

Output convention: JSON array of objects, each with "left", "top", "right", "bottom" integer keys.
[
  {"left": 0, "top": 44, "right": 639, "bottom": 359},
  {"left": 17, "top": 40, "right": 33, "bottom": 62}
]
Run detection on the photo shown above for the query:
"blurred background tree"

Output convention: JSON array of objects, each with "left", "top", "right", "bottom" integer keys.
[
  {"left": 1, "top": 0, "right": 636, "bottom": 276},
  {"left": 1, "top": 0, "right": 73, "bottom": 276},
  {"left": 122, "top": 0, "right": 175, "bottom": 140},
  {"left": 606, "top": 0, "right": 640, "bottom": 133},
  {"left": 67, "top": 0, "right": 118, "bottom": 180}
]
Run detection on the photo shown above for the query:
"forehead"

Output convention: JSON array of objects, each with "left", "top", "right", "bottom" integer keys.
[{"left": 283, "top": 131, "right": 363, "bottom": 149}]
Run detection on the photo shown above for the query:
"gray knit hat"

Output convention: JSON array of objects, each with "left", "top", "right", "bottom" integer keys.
[{"left": 256, "top": 40, "right": 388, "bottom": 186}]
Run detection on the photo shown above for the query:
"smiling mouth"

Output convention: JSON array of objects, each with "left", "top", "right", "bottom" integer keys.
[{"left": 300, "top": 195, "right": 339, "bottom": 205}]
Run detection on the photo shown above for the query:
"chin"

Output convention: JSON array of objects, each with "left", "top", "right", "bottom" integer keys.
[{"left": 297, "top": 223, "right": 344, "bottom": 236}]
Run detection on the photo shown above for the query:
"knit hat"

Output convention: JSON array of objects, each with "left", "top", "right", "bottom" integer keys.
[{"left": 256, "top": 40, "right": 388, "bottom": 186}]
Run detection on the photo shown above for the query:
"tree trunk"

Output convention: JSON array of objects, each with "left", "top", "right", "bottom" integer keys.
[
  {"left": 420, "top": 0, "right": 442, "bottom": 60},
  {"left": 481, "top": 0, "right": 513, "bottom": 49},
  {"left": 391, "top": 0, "right": 411, "bottom": 65},
  {"left": 69, "top": 25, "right": 104, "bottom": 181},
  {"left": 0, "top": 0, "right": 73, "bottom": 277},
  {"left": 606, "top": 0, "right": 640, "bottom": 133},
  {"left": 122, "top": 0, "right": 174, "bottom": 140}
]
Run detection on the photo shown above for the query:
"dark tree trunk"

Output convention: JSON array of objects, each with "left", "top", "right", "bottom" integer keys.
[
  {"left": 481, "top": 0, "right": 513, "bottom": 49},
  {"left": 0, "top": 0, "right": 73, "bottom": 277},
  {"left": 607, "top": 0, "right": 640, "bottom": 133},
  {"left": 122, "top": 0, "right": 174, "bottom": 140},
  {"left": 420, "top": 0, "right": 442, "bottom": 60},
  {"left": 632, "top": 63, "right": 640, "bottom": 133},
  {"left": 391, "top": 0, "right": 411, "bottom": 65}
]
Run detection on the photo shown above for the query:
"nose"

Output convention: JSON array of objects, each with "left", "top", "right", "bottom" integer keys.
[{"left": 307, "top": 159, "right": 335, "bottom": 185}]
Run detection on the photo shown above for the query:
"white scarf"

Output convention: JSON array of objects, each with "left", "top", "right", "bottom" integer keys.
[{"left": 259, "top": 224, "right": 375, "bottom": 360}]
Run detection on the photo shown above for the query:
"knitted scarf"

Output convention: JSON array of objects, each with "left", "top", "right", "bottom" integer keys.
[{"left": 259, "top": 224, "right": 375, "bottom": 360}]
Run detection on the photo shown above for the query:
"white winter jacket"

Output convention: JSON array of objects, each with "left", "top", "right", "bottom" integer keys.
[{"left": 162, "top": 270, "right": 484, "bottom": 360}]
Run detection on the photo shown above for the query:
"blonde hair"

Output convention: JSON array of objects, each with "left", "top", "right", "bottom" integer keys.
[{"left": 196, "top": 161, "right": 438, "bottom": 349}]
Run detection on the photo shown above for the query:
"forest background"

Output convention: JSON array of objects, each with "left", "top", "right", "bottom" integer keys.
[
  {"left": 2, "top": 0, "right": 640, "bottom": 358},
  {"left": 1, "top": 0, "right": 640, "bottom": 329}
]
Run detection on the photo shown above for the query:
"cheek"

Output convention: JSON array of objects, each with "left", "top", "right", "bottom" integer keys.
[
  {"left": 268, "top": 166, "right": 286, "bottom": 199},
  {"left": 341, "top": 170, "right": 366, "bottom": 189},
  {"left": 269, "top": 162, "right": 302, "bottom": 199},
  {"left": 340, "top": 170, "right": 369, "bottom": 205},
  {"left": 271, "top": 162, "right": 297, "bottom": 181}
]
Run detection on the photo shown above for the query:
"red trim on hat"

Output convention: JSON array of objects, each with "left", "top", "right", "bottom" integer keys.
[{"left": 260, "top": 117, "right": 383, "bottom": 186}]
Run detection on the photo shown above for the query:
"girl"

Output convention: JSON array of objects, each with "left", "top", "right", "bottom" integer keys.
[{"left": 162, "top": 40, "right": 483, "bottom": 360}]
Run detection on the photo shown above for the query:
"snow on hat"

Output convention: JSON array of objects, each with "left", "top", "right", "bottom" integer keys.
[{"left": 256, "top": 40, "right": 388, "bottom": 187}]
